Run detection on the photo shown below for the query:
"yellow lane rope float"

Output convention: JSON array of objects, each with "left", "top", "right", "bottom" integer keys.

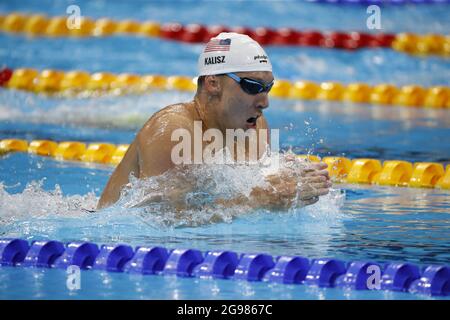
[
  {"left": 0, "top": 12, "right": 449, "bottom": 57},
  {"left": 2, "top": 68, "right": 450, "bottom": 109},
  {"left": 1, "top": 138, "right": 449, "bottom": 190}
]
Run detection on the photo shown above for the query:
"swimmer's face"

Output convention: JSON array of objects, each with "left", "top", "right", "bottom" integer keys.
[{"left": 206, "top": 71, "right": 273, "bottom": 131}]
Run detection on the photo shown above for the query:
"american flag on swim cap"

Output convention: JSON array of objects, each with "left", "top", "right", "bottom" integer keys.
[{"left": 204, "top": 38, "right": 231, "bottom": 53}]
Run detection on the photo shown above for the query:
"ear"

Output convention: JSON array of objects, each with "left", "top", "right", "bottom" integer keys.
[{"left": 204, "top": 75, "right": 222, "bottom": 94}]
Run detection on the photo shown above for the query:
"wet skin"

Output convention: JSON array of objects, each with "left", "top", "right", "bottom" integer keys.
[{"left": 97, "top": 71, "right": 331, "bottom": 210}]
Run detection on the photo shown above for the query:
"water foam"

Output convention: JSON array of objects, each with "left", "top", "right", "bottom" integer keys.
[
  {"left": 107, "top": 151, "right": 346, "bottom": 228},
  {"left": 0, "top": 152, "right": 345, "bottom": 242}
]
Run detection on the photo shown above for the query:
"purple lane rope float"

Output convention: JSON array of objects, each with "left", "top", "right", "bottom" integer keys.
[{"left": 0, "top": 238, "right": 449, "bottom": 296}]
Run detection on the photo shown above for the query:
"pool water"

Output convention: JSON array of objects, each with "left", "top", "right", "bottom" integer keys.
[{"left": 1, "top": 0, "right": 449, "bottom": 299}]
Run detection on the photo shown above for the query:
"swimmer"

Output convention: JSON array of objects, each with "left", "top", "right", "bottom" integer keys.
[{"left": 97, "top": 32, "right": 331, "bottom": 210}]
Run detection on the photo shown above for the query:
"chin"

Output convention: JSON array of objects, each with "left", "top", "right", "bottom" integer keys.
[{"left": 230, "top": 123, "right": 245, "bottom": 131}]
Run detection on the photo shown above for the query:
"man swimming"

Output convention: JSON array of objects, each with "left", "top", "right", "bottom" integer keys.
[{"left": 97, "top": 32, "right": 331, "bottom": 210}]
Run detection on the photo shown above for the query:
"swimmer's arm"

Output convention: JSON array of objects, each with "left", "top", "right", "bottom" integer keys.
[{"left": 97, "top": 141, "right": 139, "bottom": 209}]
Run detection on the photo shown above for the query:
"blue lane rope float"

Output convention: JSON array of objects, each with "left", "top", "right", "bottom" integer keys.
[{"left": 0, "top": 238, "right": 449, "bottom": 297}]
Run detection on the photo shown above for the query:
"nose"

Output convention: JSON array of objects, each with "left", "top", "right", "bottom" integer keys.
[{"left": 256, "top": 93, "right": 269, "bottom": 111}]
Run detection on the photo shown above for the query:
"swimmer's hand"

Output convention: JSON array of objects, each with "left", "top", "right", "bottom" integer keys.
[
  {"left": 250, "top": 162, "right": 331, "bottom": 210},
  {"left": 297, "top": 162, "right": 332, "bottom": 206}
]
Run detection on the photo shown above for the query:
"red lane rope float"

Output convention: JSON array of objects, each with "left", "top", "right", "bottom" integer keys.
[
  {"left": 160, "top": 23, "right": 396, "bottom": 50},
  {"left": 1, "top": 13, "right": 448, "bottom": 56},
  {"left": 0, "top": 67, "right": 13, "bottom": 86}
]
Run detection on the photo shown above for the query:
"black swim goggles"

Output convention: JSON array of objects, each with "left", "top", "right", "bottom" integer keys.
[{"left": 225, "top": 73, "right": 274, "bottom": 95}]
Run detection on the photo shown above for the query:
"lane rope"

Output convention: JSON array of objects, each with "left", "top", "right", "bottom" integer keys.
[
  {"left": 0, "top": 12, "right": 449, "bottom": 56},
  {"left": 1, "top": 138, "right": 449, "bottom": 190},
  {"left": 0, "top": 238, "right": 448, "bottom": 296},
  {"left": 1, "top": 67, "right": 449, "bottom": 109}
]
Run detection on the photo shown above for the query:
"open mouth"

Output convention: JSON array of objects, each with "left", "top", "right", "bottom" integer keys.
[{"left": 246, "top": 115, "right": 260, "bottom": 126}]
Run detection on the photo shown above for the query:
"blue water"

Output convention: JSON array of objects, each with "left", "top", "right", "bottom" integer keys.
[{"left": 0, "top": 0, "right": 449, "bottom": 299}]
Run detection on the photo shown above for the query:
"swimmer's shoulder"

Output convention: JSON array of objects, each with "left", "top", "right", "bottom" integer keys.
[
  {"left": 140, "top": 102, "right": 197, "bottom": 134},
  {"left": 155, "top": 102, "right": 195, "bottom": 118}
]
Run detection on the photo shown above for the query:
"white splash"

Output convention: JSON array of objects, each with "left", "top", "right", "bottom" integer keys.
[
  {"left": 0, "top": 180, "right": 97, "bottom": 221},
  {"left": 108, "top": 151, "right": 346, "bottom": 227},
  {"left": 0, "top": 153, "right": 345, "bottom": 238}
]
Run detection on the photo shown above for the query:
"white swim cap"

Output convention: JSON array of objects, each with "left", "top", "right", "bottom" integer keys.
[{"left": 198, "top": 32, "right": 272, "bottom": 76}]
